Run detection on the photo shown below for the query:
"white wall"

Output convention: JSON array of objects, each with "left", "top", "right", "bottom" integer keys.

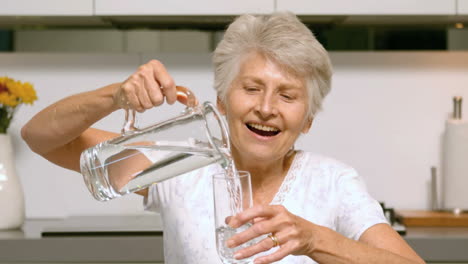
[
  {"left": 1, "top": 51, "right": 468, "bottom": 218},
  {"left": 300, "top": 52, "right": 468, "bottom": 210}
]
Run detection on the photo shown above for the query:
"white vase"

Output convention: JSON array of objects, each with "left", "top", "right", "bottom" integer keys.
[{"left": 0, "top": 134, "right": 25, "bottom": 229}]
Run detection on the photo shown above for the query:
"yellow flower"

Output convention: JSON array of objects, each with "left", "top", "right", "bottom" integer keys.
[
  {"left": 8, "top": 80, "right": 37, "bottom": 104},
  {"left": 1, "top": 76, "right": 38, "bottom": 133},
  {"left": 0, "top": 77, "right": 10, "bottom": 93},
  {"left": 0, "top": 76, "right": 37, "bottom": 107},
  {"left": 19, "top": 82, "right": 37, "bottom": 104},
  {"left": 0, "top": 92, "right": 19, "bottom": 107}
]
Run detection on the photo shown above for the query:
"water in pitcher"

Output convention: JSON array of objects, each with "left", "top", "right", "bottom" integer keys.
[{"left": 80, "top": 139, "right": 231, "bottom": 201}]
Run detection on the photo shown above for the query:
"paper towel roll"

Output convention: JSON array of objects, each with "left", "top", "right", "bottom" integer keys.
[{"left": 443, "top": 119, "right": 468, "bottom": 210}]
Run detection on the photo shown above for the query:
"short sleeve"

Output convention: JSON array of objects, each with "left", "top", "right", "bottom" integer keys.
[
  {"left": 335, "top": 168, "right": 388, "bottom": 240},
  {"left": 143, "top": 184, "right": 161, "bottom": 213}
]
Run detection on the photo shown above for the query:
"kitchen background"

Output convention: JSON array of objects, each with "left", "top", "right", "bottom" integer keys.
[{"left": 1, "top": 0, "right": 468, "bottom": 220}]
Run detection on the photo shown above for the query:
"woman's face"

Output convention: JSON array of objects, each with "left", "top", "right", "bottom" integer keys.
[{"left": 217, "top": 52, "right": 312, "bottom": 164}]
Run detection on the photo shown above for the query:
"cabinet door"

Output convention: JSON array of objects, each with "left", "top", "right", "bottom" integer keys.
[
  {"left": 458, "top": 0, "right": 468, "bottom": 14},
  {"left": 0, "top": 0, "right": 93, "bottom": 15},
  {"left": 276, "top": 0, "right": 456, "bottom": 15},
  {"left": 95, "top": 0, "right": 274, "bottom": 15}
]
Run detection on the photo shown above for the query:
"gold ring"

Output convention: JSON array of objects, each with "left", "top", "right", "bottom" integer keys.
[{"left": 268, "top": 234, "right": 279, "bottom": 247}]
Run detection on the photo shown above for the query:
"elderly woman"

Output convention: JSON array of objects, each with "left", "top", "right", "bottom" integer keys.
[{"left": 22, "top": 12, "right": 424, "bottom": 264}]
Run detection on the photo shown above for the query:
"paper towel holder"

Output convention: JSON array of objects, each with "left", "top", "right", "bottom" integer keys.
[{"left": 442, "top": 96, "right": 467, "bottom": 215}]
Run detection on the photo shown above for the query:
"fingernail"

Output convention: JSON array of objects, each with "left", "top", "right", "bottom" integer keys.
[
  {"left": 226, "top": 240, "right": 235, "bottom": 248},
  {"left": 228, "top": 220, "right": 239, "bottom": 228},
  {"left": 233, "top": 252, "right": 242, "bottom": 259},
  {"left": 227, "top": 218, "right": 235, "bottom": 226}
]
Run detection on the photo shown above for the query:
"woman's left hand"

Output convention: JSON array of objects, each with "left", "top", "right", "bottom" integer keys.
[{"left": 226, "top": 204, "right": 317, "bottom": 264}]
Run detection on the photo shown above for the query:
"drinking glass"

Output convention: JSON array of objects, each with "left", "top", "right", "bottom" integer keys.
[{"left": 213, "top": 171, "right": 261, "bottom": 264}]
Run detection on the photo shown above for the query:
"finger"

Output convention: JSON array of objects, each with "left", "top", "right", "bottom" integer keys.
[
  {"left": 229, "top": 205, "right": 277, "bottom": 228},
  {"left": 128, "top": 93, "right": 143, "bottom": 111},
  {"left": 142, "top": 74, "right": 164, "bottom": 107},
  {"left": 225, "top": 216, "right": 233, "bottom": 225},
  {"left": 253, "top": 245, "right": 291, "bottom": 264},
  {"left": 148, "top": 60, "right": 177, "bottom": 104},
  {"left": 136, "top": 80, "right": 155, "bottom": 111},
  {"left": 232, "top": 235, "right": 276, "bottom": 260},
  {"left": 227, "top": 218, "right": 280, "bottom": 248},
  {"left": 161, "top": 79, "right": 177, "bottom": 105}
]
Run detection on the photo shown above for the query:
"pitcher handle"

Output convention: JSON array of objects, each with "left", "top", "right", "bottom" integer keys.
[{"left": 121, "top": 85, "right": 198, "bottom": 134}]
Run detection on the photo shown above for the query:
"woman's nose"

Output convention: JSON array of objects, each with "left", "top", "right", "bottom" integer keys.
[{"left": 255, "top": 94, "right": 278, "bottom": 118}]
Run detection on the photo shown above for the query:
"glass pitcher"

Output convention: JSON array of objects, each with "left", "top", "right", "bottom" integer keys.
[{"left": 80, "top": 86, "right": 231, "bottom": 201}]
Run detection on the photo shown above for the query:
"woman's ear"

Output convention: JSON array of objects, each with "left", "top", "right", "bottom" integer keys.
[
  {"left": 302, "top": 117, "right": 313, "bottom": 133},
  {"left": 216, "top": 96, "right": 226, "bottom": 115}
]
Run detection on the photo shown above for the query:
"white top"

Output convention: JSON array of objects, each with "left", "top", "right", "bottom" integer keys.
[{"left": 144, "top": 151, "right": 388, "bottom": 263}]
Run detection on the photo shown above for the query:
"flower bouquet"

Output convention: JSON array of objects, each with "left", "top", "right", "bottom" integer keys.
[{"left": 0, "top": 76, "right": 37, "bottom": 133}]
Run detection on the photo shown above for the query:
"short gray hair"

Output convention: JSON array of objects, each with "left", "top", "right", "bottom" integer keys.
[{"left": 212, "top": 12, "right": 333, "bottom": 117}]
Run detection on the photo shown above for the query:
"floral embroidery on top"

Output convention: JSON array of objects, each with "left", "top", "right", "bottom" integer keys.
[{"left": 271, "top": 151, "right": 304, "bottom": 205}]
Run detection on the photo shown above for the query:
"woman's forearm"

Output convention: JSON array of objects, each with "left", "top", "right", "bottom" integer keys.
[
  {"left": 310, "top": 226, "right": 424, "bottom": 264},
  {"left": 21, "top": 83, "right": 120, "bottom": 155}
]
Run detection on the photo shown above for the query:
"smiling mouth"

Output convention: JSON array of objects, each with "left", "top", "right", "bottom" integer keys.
[{"left": 246, "top": 123, "right": 281, "bottom": 137}]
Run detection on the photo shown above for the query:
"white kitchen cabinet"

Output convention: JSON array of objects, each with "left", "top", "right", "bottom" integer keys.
[
  {"left": 94, "top": 0, "right": 273, "bottom": 15},
  {"left": 458, "top": 0, "right": 468, "bottom": 14},
  {"left": 276, "top": 0, "right": 456, "bottom": 15},
  {"left": 0, "top": 0, "right": 93, "bottom": 16}
]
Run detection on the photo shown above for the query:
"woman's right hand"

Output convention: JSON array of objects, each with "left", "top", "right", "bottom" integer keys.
[{"left": 113, "top": 59, "right": 180, "bottom": 112}]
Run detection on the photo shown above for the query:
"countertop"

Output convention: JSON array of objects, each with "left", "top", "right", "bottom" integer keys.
[
  {"left": 403, "top": 227, "right": 468, "bottom": 262},
  {"left": 1, "top": 216, "right": 468, "bottom": 263},
  {"left": 0, "top": 215, "right": 164, "bottom": 263}
]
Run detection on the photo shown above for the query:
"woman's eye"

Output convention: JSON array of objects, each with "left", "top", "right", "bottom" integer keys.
[
  {"left": 244, "top": 87, "right": 259, "bottom": 92},
  {"left": 281, "top": 94, "right": 294, "bottom": 100}
]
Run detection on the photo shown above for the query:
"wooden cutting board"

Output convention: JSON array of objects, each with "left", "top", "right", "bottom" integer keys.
[{"left": 396, "top": 210, "right": 468, "bottom": 227}]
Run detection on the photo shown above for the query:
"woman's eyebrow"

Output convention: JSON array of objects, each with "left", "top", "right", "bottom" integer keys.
[
  {"left": 277, "top": 82, "right": 304, "bottom": 92},
  {"left": 241, "top": 76, "right": 264, "bottom": 84},
  {"left": 241, "top": 76, "right": 303, "bottom": 91}
]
